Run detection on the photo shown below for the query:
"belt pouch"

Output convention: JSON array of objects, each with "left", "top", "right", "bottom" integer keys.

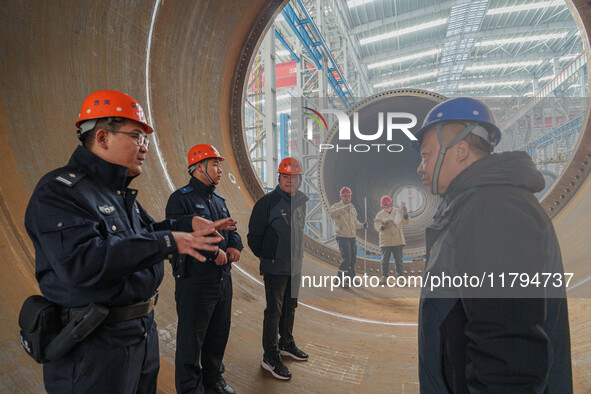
[
  {"left": 44, "top": 303, "right": 109, "bottom": 362},
  {"left": 18, "top": 295, "right": 63, "bottom": 363}
]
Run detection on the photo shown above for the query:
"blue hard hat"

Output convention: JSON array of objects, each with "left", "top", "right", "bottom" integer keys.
[{"left": 412, "top": 97, "right": 501, "bottom": 151}]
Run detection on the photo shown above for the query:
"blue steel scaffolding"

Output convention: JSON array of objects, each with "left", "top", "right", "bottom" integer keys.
[
  {"left": 279, "top": 113, "right": 291, "bottom": 160},
  {"left": 281, "top": 0, "right": 355, "bottom": 108}
]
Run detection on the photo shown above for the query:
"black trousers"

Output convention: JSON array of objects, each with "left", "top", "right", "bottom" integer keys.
[
  {"left": 380, "top": 245, "right": 405, "bottom": 276},
  {"left": 175, "top": 276, "right": 232, "bottom": 394},
  {"left": 262, "top": 274, "right": 299, "bottom": 358},
  {"left": 43, "top": 313, "right": 159, "bottom": 394},
  {"left": 336, "top": 236, "right": 357, "bottom": 278}
]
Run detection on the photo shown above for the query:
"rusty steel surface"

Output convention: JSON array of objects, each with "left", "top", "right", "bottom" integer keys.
[{"left": 1, "top": 0, "right": 591, "bottom": 392}]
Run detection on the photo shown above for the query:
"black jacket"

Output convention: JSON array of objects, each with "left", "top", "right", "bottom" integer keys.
[
  {"left": 247, "top": 185, "right": 308, "bottom": 276},
  {"left": 25, "top": 146, "right": 180, "bottom": 309},
  {"left": 165, "top": 176, "right": 242, "bottom": 282},
  {"left": 418, "top": 151, "right": 572, "bottom": 393}
]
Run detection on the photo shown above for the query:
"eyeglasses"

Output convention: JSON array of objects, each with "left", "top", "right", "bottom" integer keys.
[{"left": 105, "top": 129, "right": 150, "bottom": 149}]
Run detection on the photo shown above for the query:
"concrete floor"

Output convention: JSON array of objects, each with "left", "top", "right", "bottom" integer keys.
[{"left": 1, "top": 0, "right": 591, "bottom": 392}]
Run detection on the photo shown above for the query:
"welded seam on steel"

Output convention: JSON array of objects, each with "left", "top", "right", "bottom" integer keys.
[
  {"left": 145, "top": 0, "right": 175, "bottom": 192},
  {"left": 567, "top": 274, "right": 591, "bottom": 291}
]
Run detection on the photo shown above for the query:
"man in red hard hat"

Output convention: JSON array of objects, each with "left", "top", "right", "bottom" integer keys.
[
  {"left": 166, "top": 144, "right": 242, "bottom": 394},
  {"left": 247, "top": 157, "right": 309, "bottom": 380},
  {"left": 374, "top": 195, "right": 410, "bottom": 283},
  {"left": 329, "top": 186, "right": 366, "bottom": 286},
  {"left": 24, "top": 90, "right": 225, "bottom": 393}
]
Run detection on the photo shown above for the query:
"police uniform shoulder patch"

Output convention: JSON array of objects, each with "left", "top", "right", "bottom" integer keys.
[
  {"left": 179, "top": 186, "right": 193, "bottom": 194},
  {"left": 213, "top": 192, "right": 226, "bottom": 201},
  {"left": 55, "top": 169, "right": 86, "bottom": 187}
]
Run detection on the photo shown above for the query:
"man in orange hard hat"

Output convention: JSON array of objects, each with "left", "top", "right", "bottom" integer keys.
[
  {"left": 329, "top": 186, "right": 366, "bottom": 286},
  {"left": 247, "top": 157, "right": 309, "bottom": 380},
  {"left": 166, "top": 144, "right": 242, "bottom": 394},
  {"left": 24, "top": 90, "right": 225, "bottom": 393}
]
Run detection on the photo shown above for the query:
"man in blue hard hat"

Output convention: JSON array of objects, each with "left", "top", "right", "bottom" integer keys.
[{"left": 414, "top": 97, "right": 572, "bottom": 392}]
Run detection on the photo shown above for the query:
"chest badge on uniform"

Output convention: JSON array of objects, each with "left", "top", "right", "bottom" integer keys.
[
  {"left": 98, "top": 205, "right": 116, "bottom": 215},
  {"left": 195, "top": 204, "right": 206, "bottom": 209}
]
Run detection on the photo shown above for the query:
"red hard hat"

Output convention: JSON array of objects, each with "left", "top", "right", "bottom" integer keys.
[
  {"left": 188, "top": 144, "right": 225, "bottom": 167},
  {"left": 278, "top": 157, "right": 303, "bottom": 175},
  {"left": 340, "top": 186, "right": 352, "bottom": 196},
  {"left": 381, "top": 195, "right": 393, "bottom": 208},
  {"left": 75, "top": 90, "right": 153, "bottom": 134}
]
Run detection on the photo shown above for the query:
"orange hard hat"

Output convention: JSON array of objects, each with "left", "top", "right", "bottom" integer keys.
[
  {"left": 188, "top": 144, "right": 225, "bottom": 167},
  {"left": 75, "top": 90, "right": 153, "bottom": 134},
  {"left": 278, "top": 157, "right": 303, "bottom": 175},
  {"left": 340, "top": 186, "right": 352, "bottom": 196},
  {"left": 381, "top": 195, "right": 393, "bottom": 208}
]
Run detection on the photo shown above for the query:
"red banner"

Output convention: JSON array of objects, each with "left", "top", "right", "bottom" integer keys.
[
  {"left": 247, "top": 61, "right": 298, "bottom": 91},
  {"left": 276, "top": 61, "right": 297, "bottom": 88}
]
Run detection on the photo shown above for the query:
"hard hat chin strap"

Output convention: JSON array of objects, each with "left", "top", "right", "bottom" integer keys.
[
  {"left": 431, "top": 149, "right": 446, "bottom": 196},
  {"left": 199, "top": 159, "right": 216, "bottom": 185},
  {"left": 431, "top": 122, "right": 479, "bottom": 195}
]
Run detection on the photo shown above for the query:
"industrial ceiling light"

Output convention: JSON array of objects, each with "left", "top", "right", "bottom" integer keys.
[
  {"left": 360, "top": 18, "right": 448, "bottom": 45},
  {"left": 374, "top": 71, "right": 439, "bottom": 88},
  {"left": 368, "top": 49, "right": 442, "bottom": 69},
  {"left": 457, "top": 80, "right": 526, "bottom": 89},
  {"left": 486, "top": 0, "right": 566, "bottom": 16},
  {"left": 465, "top": 60, "right": 543, "bottom": 71},
  {"left": 347, "top": 0, "right": 375, "bottom": 7},
  {"left": 475, "top": 32, "right": 569, "bottom": 47}
]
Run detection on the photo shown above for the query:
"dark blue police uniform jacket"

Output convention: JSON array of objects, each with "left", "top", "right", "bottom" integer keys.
[
  {"left": 25, "top": 146, "right": 184, "bottom": 339},
  {"left": 165, "top": 176, "right": 243, "bottom": 282}
]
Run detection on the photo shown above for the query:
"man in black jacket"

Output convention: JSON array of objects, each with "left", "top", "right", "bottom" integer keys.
[
  {"left": 247, "top": 157, "right": 309, "bottom": 380},
  {"left": 413, "top": 97, "right": 572, "bottom": 393},
  {"left": 166, "top": 144, "right": 242, "bottom": 394},
  {"left": 25, "top": 90, "right": 222, "bottom": 393}
]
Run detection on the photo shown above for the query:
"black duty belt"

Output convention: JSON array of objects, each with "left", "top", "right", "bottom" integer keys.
[{"left": 63, "top": 292, "right": 159, "bottom": 325}]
